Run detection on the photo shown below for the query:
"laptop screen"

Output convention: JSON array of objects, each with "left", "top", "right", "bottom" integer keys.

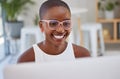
[{"left": 3, "top": 56, "right": 120, "bottom": 79}]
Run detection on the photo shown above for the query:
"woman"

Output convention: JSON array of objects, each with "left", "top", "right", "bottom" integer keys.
[{"left": 17, "top": 0, "right": 90, "bottom": 63}]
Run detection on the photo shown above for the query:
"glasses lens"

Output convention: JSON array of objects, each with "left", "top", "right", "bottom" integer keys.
[
  {"left": 42, "top": 20, "right": 71, "bottom": 30},
  {"left": 49, "top": 20, "right": 58, "bottom": 28},
  {"left": 63, "top": 21, "right": 71, "bottom": 29}
]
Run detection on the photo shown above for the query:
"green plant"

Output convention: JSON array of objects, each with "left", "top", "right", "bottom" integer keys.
[
  {"left": 98, "top": 1, "right": 104, "bottom": 11},
  {"left": 115, "top": 1, "right": 120, "bottom": 6},
  {"left": 105, "top": 1, "right": 115, "bottom": 11},
  {"left": 0, "top": 0, "right": 35, "bottom": 22},
  {"left": 98, "top": 2, "right": 101, "bottom": 10},
  {"left": 33, "top": 14, "right": 39, "bottom": 26},
  {"left": 105, "top": 1, "right": 120, "bottom": 11}
]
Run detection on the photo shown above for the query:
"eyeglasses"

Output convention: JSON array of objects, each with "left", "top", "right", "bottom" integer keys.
[{"left": 41, "top": 20, "right": 71, "bottom": 30}]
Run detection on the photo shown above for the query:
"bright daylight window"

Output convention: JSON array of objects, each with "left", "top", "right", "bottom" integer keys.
[
  {"left": 0, "top": 4, "right": 3, "bottom": 36},
  {"left": 0, "top": 5, "right": 4, "bottom": 44}
]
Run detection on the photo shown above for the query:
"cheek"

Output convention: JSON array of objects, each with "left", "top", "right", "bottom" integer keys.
[
  {"left": 44, "top": 28, "right": 53, "bottom": 36},
  {"left": 68, "top": 29, "right": 71, "bottom": 34},
  {"left": 66, "top": 30, "right": 71, "bottom": 37},
  {"left": 39, "top": 24, "right": 47, "bottom": 33},
  {"left": 40, "top": 27, "right": 44, "bottom": 32},
  {"left": 39, "top": 22, "right": 44, "bottom": 32}
]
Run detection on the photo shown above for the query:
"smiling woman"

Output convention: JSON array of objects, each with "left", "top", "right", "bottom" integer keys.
[{"left": 17, "top": 0, "right": 90, "bottom": 63}]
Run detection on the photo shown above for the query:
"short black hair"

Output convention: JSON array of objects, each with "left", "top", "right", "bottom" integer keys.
[{"left": 39, "top": 0, "right": 71, "bottom": 20}]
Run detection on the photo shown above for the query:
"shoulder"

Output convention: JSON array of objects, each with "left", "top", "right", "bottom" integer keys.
[
  {"left": 72, "top": 44, "right": 90, "bottom": 58},
  {"left": 17, "top": 47, "right": 35, "bottom": 63}
]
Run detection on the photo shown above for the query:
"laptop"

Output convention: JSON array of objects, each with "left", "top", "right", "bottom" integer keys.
[{"left": 3, "top": 56, "right": 120, "bottom": 79}]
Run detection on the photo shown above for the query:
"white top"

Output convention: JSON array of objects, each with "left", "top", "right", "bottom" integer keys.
[{"left": 33, "top": 42, "right": 75, "bottom": 63}]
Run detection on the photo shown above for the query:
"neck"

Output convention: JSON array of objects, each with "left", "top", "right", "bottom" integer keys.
[{"left": 40, "top": 40, "right": 67, "bottom": 55}]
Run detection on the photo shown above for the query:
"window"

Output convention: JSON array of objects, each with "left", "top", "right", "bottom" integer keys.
[{"left": 0, "top": 4, "right": 3, "bottom": 37}]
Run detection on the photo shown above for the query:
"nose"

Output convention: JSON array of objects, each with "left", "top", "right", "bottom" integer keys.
[{"left": 56, "top": 24, "right": 65, "bottom": 33}]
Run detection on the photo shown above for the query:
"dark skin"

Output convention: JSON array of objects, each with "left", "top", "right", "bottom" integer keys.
[{"left": 17, "top": 6, "right": 90, "bottom": 63}]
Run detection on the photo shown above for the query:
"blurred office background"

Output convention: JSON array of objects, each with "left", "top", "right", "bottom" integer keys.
[{"left": 0, "top": 0, "right": 120, "bottom": 79}]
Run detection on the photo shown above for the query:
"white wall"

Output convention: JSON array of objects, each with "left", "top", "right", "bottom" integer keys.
[
  {"left": 22, "top": 0, "right": 96, "bottom": 27},
  {"left": 20, "top": 0, "right": 45, "bottom": 27},
  {"left": 86, "top": 0, "right": 96, "bottom": 22}
]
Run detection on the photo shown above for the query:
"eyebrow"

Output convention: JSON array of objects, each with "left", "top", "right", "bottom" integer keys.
[{"left": 45, "top": 19, "right": 71, "bottom": 21}]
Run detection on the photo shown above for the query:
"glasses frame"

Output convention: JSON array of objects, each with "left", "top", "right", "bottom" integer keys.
[{"left": 41, "top": 19, "right": 72, "bottom": 30}]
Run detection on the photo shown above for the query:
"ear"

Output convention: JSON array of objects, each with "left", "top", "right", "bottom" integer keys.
[{"left": 39, "top": 21, "right": 44, "bottom": 32}]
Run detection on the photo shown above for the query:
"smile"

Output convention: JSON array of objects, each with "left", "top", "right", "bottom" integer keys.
[{"left": 54, "top": 35, "right": 64, "bottom": 39}]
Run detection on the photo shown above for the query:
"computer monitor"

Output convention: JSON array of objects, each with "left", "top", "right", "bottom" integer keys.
[{"left": 3, "top": 56, "right": 120, "bottom": 79}]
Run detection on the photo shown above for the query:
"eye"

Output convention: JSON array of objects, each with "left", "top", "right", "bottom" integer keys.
[
  {"left": 49, "top": 21, "right": 58, "bottom": 27},
  {"left": 63, "top": 21, "right": 71, "bottom": 27}
]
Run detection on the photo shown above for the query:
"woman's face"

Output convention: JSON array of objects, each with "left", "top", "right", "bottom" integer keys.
[{"left": 39, "top": 6, "right": 71, "bottom": 46}]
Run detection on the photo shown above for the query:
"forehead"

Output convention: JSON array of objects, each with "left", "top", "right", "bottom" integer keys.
[{"left": 43, "top": 6, "right": 71, "bottom": 21}]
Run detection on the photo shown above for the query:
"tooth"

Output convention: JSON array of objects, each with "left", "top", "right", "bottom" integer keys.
[{"left": 54, "top": 35, "right": 64, "bottom": 39}]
